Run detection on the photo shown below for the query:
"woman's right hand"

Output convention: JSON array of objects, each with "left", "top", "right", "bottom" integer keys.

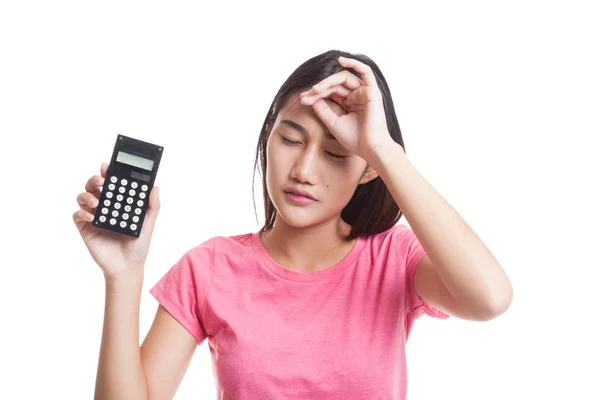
[{"left": 73, "top": 162, "right": 161, "bottom": 282}]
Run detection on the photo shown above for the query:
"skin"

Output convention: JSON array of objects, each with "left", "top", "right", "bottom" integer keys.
[{"left": 260, "top": 90, "right": 379, "bottom": 273}]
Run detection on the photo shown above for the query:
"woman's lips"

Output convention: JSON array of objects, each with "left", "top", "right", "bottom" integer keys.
[
  {"left": 284, "top": 187, "right": 316, "bottom": 200},
  {"left": 284, "top": 191, "right": 316, "bottom": 205}
]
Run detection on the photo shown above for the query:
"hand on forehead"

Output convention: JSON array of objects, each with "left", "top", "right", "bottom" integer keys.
[{"left": 280, "top": 91, "right": 346, "bottom": 130}]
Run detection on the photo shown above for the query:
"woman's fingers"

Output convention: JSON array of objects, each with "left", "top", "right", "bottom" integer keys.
[
  {"left": 329, "top": 93, "right": 347, "bottom": 109},
  {"left": 100, "top": 162, "right": 108, "bottom": 178},
  {"left": 302, "top": 70, "right": 364, "bottom": 98},
  {"left": 77, "top": 191, "right": 99, "bottom": 210},
  {"left": 300, "top": 57, "right": 378, "bottom": 103},
  {"left": 72, "top": 208, "right": 95, "bottom": 231},
  {"left": 301, "top": 84, "right": 351, "bottom": 106},
  {"left": 74, "top": 163, "right": 108, "bottom": 232},
  {"left": 76, "top": 208, "right": 95, "bottom": 221},
  {"left": 75, "top": 191, "right": 98, "bottom": 231},
  {"left": 84, "top": 174, "right": 105, "bottom": 199},
  {"left": 337, "top": 56, "right": 377, "bottom": 86}
]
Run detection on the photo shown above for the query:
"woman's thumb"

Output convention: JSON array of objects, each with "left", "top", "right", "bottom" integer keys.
[{"left": 146, "top": 186, "right": 160, "bottom": 221}]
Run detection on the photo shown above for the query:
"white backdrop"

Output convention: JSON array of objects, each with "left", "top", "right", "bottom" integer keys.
[{"left": 1, "top": 0, "right": 598, "bottom": 399}]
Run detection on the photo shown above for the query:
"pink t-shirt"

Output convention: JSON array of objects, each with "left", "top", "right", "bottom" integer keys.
[{"left": 149, "top": 223, "right": 449, "bottom": 399}]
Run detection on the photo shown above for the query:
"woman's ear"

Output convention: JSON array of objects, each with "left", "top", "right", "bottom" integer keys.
[{"left": 358, "top": 165, "right": 379, "bottom": 185}]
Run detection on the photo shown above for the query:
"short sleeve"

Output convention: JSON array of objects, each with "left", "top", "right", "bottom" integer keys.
[
  {"left": 149, "top": 239, "right": 215, "bottom": 345},
  {"left": 394, "top": 225, "right": 449, "bottom": 337}
]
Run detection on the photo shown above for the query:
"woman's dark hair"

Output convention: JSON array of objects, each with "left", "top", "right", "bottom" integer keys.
[{"left": 252, "top": 49, "right": 407, "bottom": 241}]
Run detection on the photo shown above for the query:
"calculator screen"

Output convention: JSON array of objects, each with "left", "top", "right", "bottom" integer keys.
[
  {"left": 117, "top": 151, "right": 155, "bottom": 171},
  {"left": 131, "top": 171, "right": 151, "bottom": 182}
]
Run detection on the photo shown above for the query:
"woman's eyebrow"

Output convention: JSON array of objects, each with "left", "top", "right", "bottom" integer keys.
[{"left": 281, "top": 119, "right": 337, "bottom": 140}]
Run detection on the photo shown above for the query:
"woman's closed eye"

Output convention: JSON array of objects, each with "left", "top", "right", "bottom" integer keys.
[{"left": 281, "top": 136, "right": 346, "bottom": 160}]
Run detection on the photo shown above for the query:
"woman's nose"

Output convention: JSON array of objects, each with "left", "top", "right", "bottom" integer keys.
[{"left": 290, "top": 148, "right": 319, "bottom": 183}]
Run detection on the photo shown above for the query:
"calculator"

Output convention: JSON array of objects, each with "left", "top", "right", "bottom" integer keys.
[{"left": 93, "top": 134, "right": 164, "bottom": 237}]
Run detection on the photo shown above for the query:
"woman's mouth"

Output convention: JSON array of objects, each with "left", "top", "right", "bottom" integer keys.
[{"left": 284, "top": 190, "right": 317, "bottom": 205}]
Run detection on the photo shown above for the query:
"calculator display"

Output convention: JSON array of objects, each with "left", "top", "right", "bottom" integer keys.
[
  {"left": 117, "top": 151, "right": 155, "bottom": 171},
  {"left": 131, "top": 171, "right": 151, "bottom": 182}
]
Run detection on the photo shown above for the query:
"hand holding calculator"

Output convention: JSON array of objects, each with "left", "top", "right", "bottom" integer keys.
[
  {"left": 93, "top": 135, "right": 163, "bottom": 237},
  {"left": 73, "top": 135, "right": 164, "bottom": 281}
]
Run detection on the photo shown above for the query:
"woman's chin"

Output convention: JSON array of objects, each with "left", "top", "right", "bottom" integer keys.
[{"left": 273, "top": 207, "right": 328, "bottom": 229}]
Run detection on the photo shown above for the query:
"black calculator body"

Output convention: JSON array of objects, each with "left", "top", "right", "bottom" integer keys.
[{"left": 93, "top": 134, "right": 164, "bottom": 238}]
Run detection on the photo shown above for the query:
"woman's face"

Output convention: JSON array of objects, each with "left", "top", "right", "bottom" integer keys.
[{"left": 265, "top": 90, "right": 378, "bottom": 229}]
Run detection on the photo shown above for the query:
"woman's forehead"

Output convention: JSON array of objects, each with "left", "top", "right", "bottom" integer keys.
[{"left": 279, "top": 93, "right": 344, "bottom": 127}]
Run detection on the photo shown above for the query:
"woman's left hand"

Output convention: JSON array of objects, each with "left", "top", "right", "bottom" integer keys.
[{"left": 300, "top": 56, "right": 393, "bottom": 162}]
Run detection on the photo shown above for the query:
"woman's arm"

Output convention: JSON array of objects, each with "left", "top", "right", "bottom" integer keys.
[
  {"left": 94, "top": 276, "right": 149, "bottom": 400},
  {"left": 94, "top": 274, "right": 200, "bottom": 400},
  {"left": 368, "top": 142, "right": 513, "bottom": 320}
]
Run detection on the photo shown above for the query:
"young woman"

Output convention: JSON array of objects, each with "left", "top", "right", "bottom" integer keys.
[{"left": 74, "top": 50, "right": 513, "bottom": 400}]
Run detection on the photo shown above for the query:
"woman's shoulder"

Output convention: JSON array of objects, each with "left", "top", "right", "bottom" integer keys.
[
  {"left": 360, "top": 223, "right": 422, "bottom": 262},
  {"left": 365, "top": 222, "right": 413, "bottom": 245},
  {"left": 173, "top": 231, "right": 255, "bottom": 270},
  {"left": 186, "top": 231, "right": 256, "bottom": 256},
  {"left": 188, "top": 230, "right": 254, "bottom": 247}
]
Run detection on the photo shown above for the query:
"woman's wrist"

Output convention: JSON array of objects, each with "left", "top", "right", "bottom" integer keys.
[{"left": 104, "top": 271, "right": 144, "bottom": 294}]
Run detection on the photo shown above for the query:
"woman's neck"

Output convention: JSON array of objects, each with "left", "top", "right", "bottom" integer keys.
[{"left": 259, "top": 219, "right": 355, "bottom": 273}]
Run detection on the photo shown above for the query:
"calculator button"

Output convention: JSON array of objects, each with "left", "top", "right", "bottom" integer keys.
[
  {"left": 126, "top": 197, "right": 133, "bottom": 204},
  {"left": 130, "top": 223, "right": 137, "bottom": 231},
  {"left": 103, "top": 199, "right": 111, "bottom": 207},
  {"left": 114, "top": 202, "right": 121, "bottom": 210},
  {"left": 132, "top": 216, "right": 139, "bottom": 222},
  {"left": 139, "top": 192, "right": 146, "bottom": 199},
  {"left": 134, "top": 208, "right": 142, "bottom": 215},
  {"left": 129, "top": 189, "right": 135, "bottom": 196},
  {"left": 137, "top": 200, "right": 144, "bottom": 207},
  {"left": 106, "top": 192, "right": 113, "bottom": 199},
  {"left": 110, "top": 176, "right": 118, "bottom": 183},
  {"left": 124, "top": 205, "right": 131, "bottom": 212},
  {"left": 99, "top": 215, "right": 106, "bottom": 222},
  {"left": 122, "top": 213, "right": 129, "bottom": 220},
  {"left": 118, "top": 187, "right": 126, "bottom": 194},
  {"left": 119, "top": 221, "right": 127, "bottom": 228},
  {"left": 108, "top": 184, "right": 115, "bottom": 191},
  {"left": 131, "top": 182, "right": 138, "bottom": 189},
  {"left": 111, "top": 210, "right": 119, "bottom": 217},
  {"left": 101, "top": 207, "right": 109, "bottom": 214},
  {"left": 121, "top": 179, "right": 128, "bottom": 186},
  {"left": 117, "top": 194, "right": 124, "bottom": 201},
  {"left": 141, "top": 184, "right": 148, "bottom": 191},
  {"left": 109, "top": 218, "right": 117, "bottom": 225}
]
